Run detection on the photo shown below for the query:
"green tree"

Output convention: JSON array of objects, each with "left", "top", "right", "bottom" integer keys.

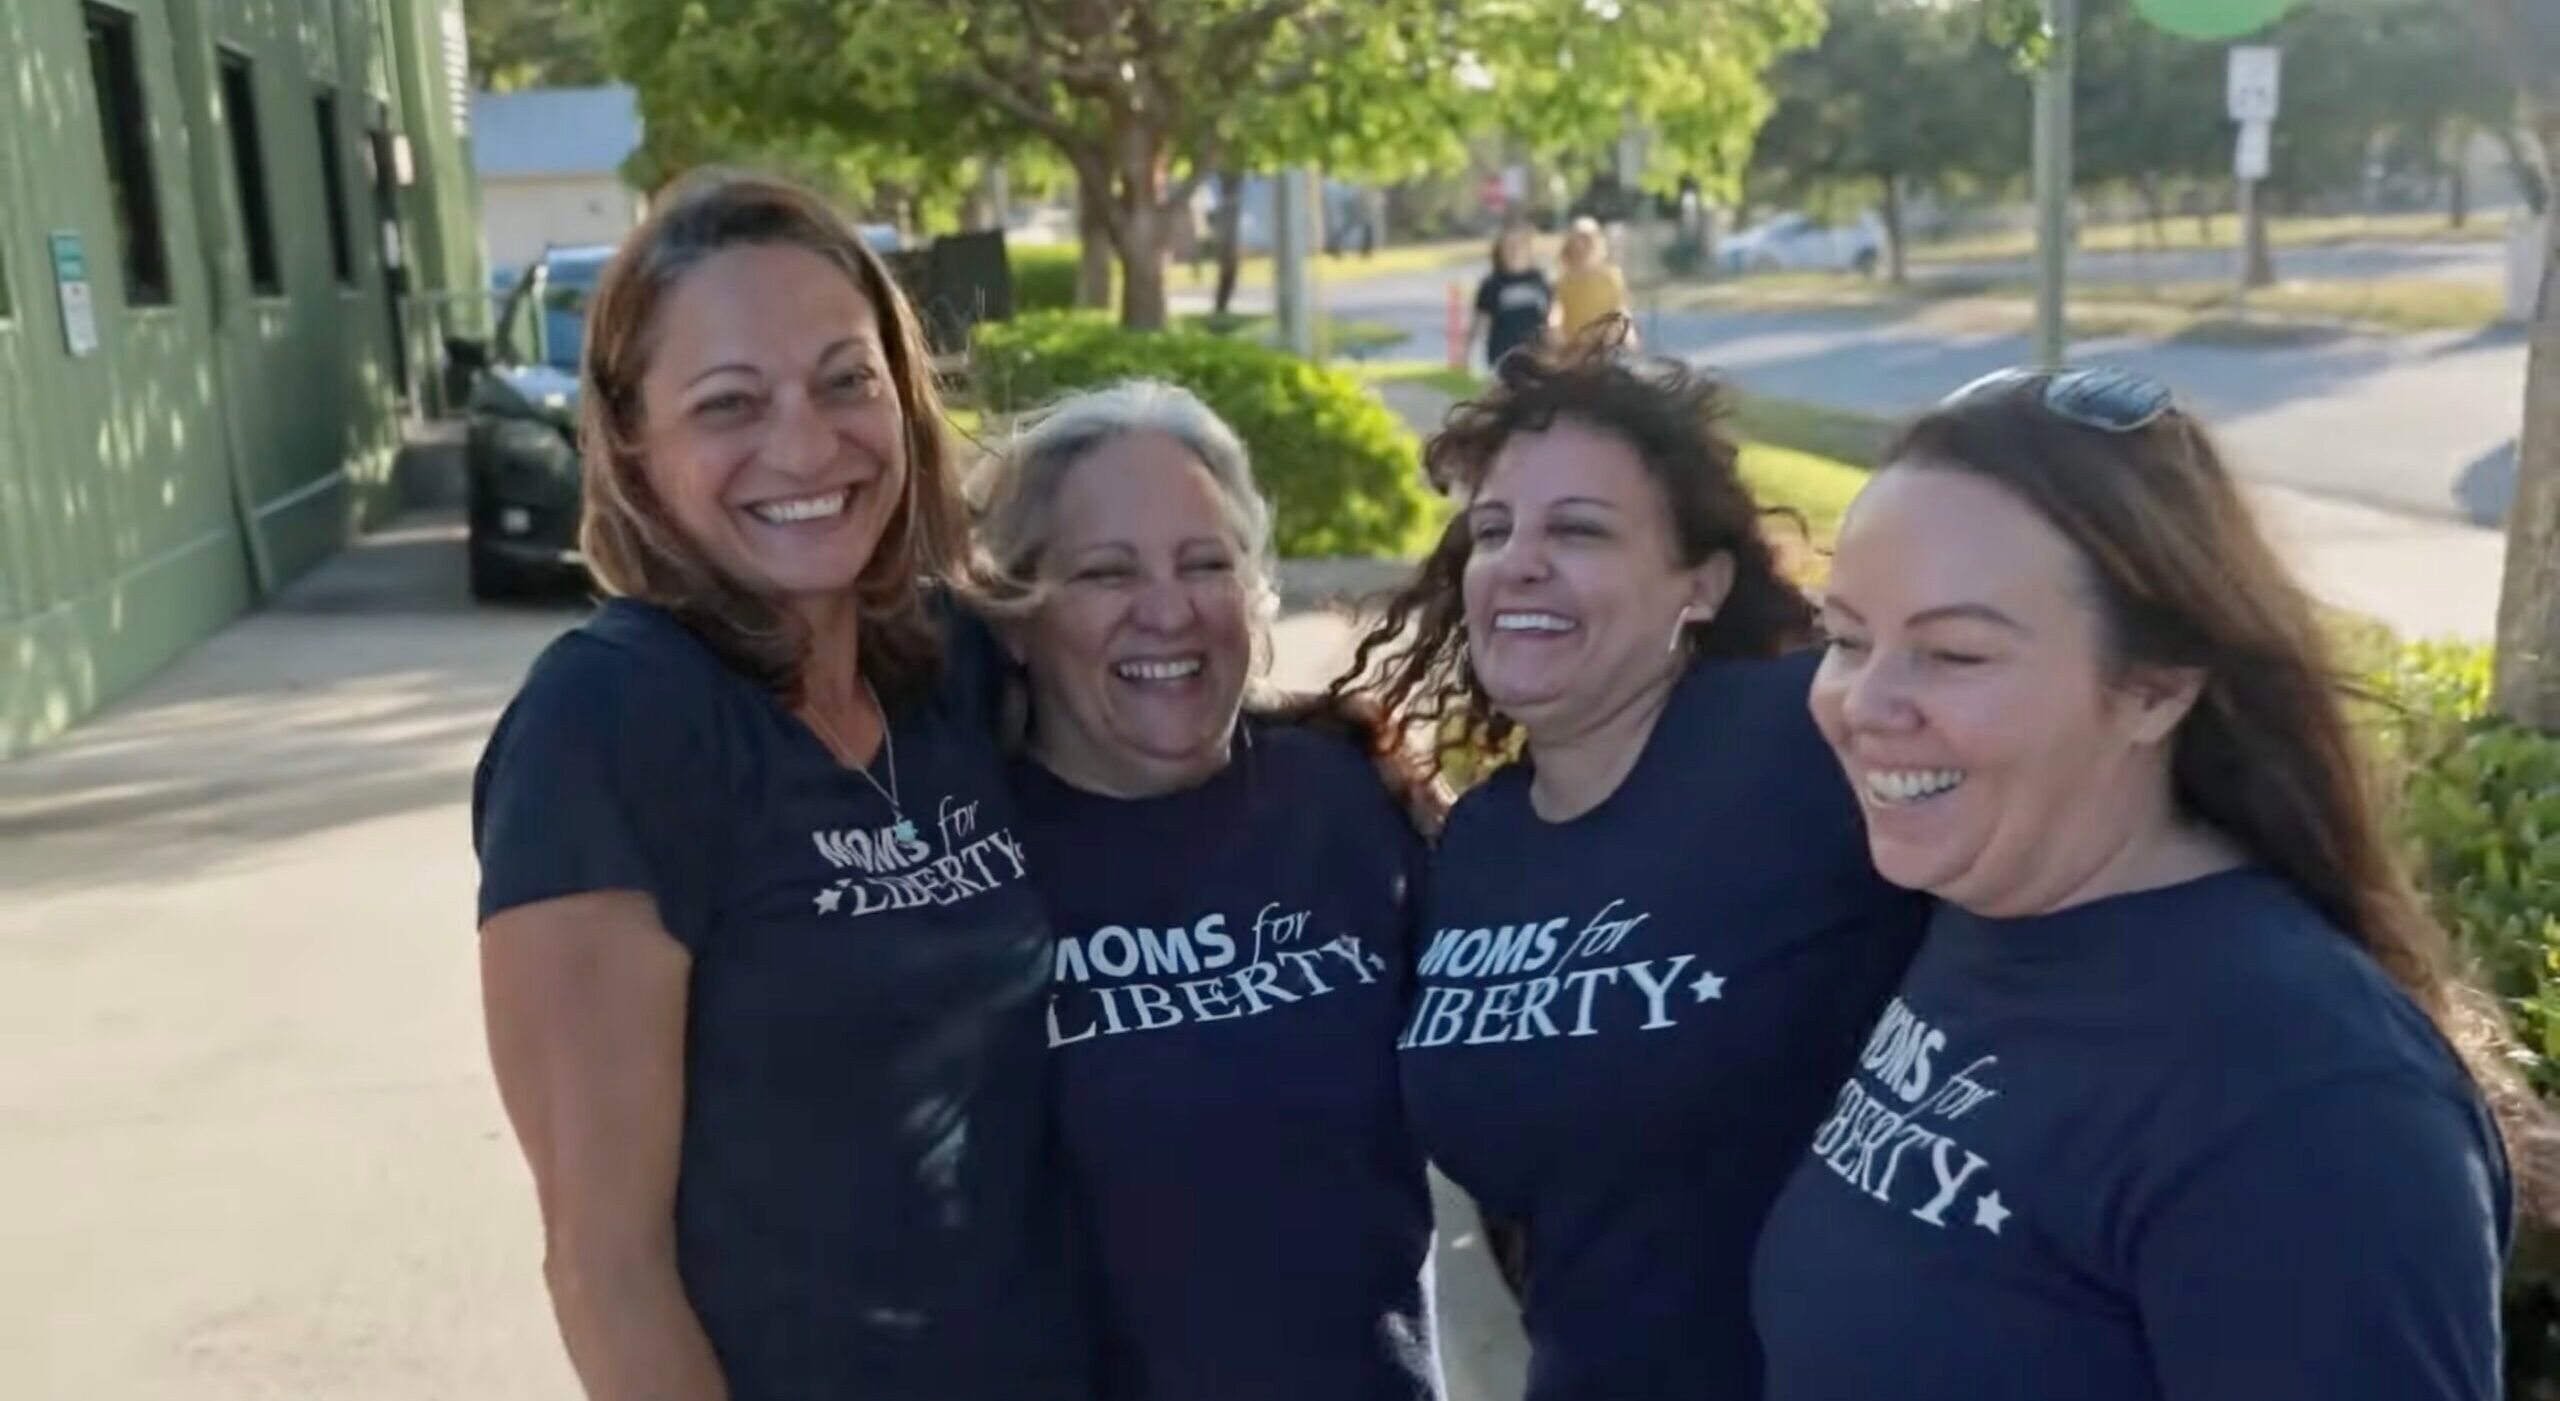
[
  {"left": 595, "top": 0, "right": 1821, "bottom": 329},
  {"left": 2471, "top": 0, "right": 2560, "bottom": 732},
  {"left": 464, "top": 0, "right": 610, "bottom": 93},
  {"left": 1749, "top": 0, "right": 2028, "bottom": 282}
]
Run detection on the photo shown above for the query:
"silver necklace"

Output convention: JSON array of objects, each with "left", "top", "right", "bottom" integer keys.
[{"left": 807, "top": 679, "right": 915, "bottom": 842}]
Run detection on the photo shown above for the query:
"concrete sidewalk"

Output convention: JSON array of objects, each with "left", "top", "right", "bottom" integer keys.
[
  {"left": 0, "top": 515, "right": 1525, "bottom": 1401},
  {"left": 1375, "top": 383, "right": 2509, "bottom": 643}
]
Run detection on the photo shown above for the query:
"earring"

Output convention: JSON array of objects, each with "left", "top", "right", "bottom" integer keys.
[{"left": 1666, "top": 605, "right": 1693, "bottom": 654}]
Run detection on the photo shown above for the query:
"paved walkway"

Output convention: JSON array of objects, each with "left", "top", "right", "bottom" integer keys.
[{"left": 0, "top": 515, "right": 1526, "bottom": 1401}]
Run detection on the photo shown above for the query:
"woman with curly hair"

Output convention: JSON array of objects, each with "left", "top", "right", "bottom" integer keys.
[{"left": 1333, "top": 321, "right": 1929, "bottom": 1401}]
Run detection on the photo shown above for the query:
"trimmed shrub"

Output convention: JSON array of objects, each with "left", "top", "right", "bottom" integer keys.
[
  {"left": 971, "top": 311, "right": 1441, "bottom": 559},
  {"left": 1010, "top": 245, "right": 1086, "bottom": 313},
  {"left": 2370, "top": 640, "right": 2560, "bottom": 1397}
]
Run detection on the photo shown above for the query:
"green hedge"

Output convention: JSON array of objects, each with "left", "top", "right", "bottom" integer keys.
[
  {"left": 2369, "top": 641, "right": 2560, "bottom": 1396},
  {"left": 971, "top": 311, "right": 1440, "bottom": 559},
  {"left": 1010, "top": 246, "right": 1086, "bottom": 313}
]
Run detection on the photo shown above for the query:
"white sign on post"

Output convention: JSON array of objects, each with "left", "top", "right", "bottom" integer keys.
[
  {"left": 2227, "top": 47, "right": 2282, "bottom": 123},
  {"left": 48, "top": 231, "right": 98, "bottom": 358},
  {"left": 2235, "top": 120, "right": 2273, "bottom": 181}
]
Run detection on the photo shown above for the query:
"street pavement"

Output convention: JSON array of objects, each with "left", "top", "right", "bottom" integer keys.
[
  {"left": 1237, "top": 248, "right": 2523, "bottom": 642},
  {"left": 0, "top": 517, "right": 1528, "bottom": 1401},
  {"left": 1911, "top": 235, "right": 2506, "bottom": 290}
]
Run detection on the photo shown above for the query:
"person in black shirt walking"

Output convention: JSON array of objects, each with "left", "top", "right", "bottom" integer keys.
[{"left": 1471, "top": 223, "right": 1556, "bottom": 375}]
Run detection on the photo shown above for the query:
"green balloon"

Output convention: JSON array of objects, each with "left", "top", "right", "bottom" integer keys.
[{"left": 2133, "top": 0, "right": 2297, "bottom": 40}]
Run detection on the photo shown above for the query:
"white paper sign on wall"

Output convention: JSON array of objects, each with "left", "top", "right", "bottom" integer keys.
[{"left": 48, "top": 231, "right": 98, "bottom": 358}]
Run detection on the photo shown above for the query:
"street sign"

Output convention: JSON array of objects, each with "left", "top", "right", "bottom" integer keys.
[
  {"left": 2136, "top": 0, "right": 2295, "bottom": 41},
  {"left": 2227, "top": 47, "right": 2281, "bottom": 123},
  {"left": 2234, "top": 120, "right": 2273, "bottom": 181},
  {"left": 48, "top": 231, "right": 98, "bottom": 358}
]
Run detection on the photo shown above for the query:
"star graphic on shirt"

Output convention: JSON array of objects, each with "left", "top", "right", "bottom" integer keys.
[
  {"left": 892, "top": 818, "right": 919, "bottom": 843},
  {"left": 1973, "top": 1191, "right": 2011, "bottom": 1236},
  {"left": 1690, "top": 969, "right": 1727, "bottom": 1002},
  {"left": 814, "top": 884, "right": 845, "bottom": 915}
]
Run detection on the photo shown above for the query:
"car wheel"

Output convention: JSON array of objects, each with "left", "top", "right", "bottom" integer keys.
[
  {"left": 468, "top": 539, "right": 535, "bottom": 603},
  {"left": 1853, "top": 248, "right": 1880, "bottom": 278}
]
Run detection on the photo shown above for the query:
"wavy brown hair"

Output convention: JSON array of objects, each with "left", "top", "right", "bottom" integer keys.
[
  {"left": 1334, "top": 320, "right": 1816, "bottom": 780},
  {"left": 1891, "top": 380, "right": 2556, "bottom": 1218},
  {"left": 576, "top": 169, "right": 970, "bottom": 702}
]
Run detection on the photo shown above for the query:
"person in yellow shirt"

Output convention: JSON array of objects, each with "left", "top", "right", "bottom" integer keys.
[{"left": 1555, "top": 216, "right": 1633, "bottom": 344}]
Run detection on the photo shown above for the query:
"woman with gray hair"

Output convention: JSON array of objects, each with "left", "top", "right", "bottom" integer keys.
[{"left": 976, "top": 380, "right": 1443, "bottom": 1401}]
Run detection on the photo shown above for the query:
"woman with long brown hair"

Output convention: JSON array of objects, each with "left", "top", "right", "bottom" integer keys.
[
  {"left": 1752, "top": 367, "right": 2520, "bottom": 1400},
  {"left": 1335, "top": 325, "right": 1928, "bottom": 1400},
  {"left": 471, "top": 172, "right": 1083, "bottom": 1400}
]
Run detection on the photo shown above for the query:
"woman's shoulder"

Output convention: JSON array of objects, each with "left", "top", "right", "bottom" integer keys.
[
  {"left": 2138, "top": 873, "right": 2479, "bottom": 1113},
  {"left": 491, "top": 600, "right": 742, "bottom": 768}
]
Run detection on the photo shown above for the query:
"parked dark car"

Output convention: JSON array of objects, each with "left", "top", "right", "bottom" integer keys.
[{"left": 449, "top": 244, "right": 610, "bottom": 600}]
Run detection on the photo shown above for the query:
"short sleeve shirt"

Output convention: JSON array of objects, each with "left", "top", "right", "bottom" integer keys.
[
  {"left": 1476, "top": 269, "right": 1554, "bottom": 366},
  {"left": 472, "top": 599, "right": 1086, "bottom": 1401},
  {"left": 1012, "top": 722, "right": 1439, "bottom": 1401},
  {"left": 1399, "top": 651, "right": 1929, "bottom": 1401},
  {"left": 1752, "top": 871, "right": 2512, "bottom": 1401}
]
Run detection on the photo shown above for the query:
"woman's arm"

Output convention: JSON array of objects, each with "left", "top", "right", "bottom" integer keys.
[
  {"left": 483, "top": 891, "right": 727, "bottom": 1401},
  {"left": 2132, "top": 1080, "right": 2507, "bottom": 1401}
]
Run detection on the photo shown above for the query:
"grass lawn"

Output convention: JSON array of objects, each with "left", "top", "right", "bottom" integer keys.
[
  {"left": 1180, "top": 311, "right": 1412, "bottom": 356},
  {"left": 1168, "top": 237, "right": 1481, "bottom": 291},
  {"left": 1356, "top": 361, "right": 1482, "bottom": 398},
  {"left": 1909, "top": 208, "right": 2508, "bottom": 265}
]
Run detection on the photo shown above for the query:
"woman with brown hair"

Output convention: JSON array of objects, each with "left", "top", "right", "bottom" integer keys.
[
  {"left": 1752, "top": 368, "right": 2519, "bottom": 1400},
  {"left": 470, "top": 172, "right": 1084, "bottom": 1400},
  {"left": 1335, "top": 323, "right": 1928, "bottom": 1400}
]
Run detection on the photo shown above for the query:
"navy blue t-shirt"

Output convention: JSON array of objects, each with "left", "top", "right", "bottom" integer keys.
[
  {"left": 1400, "top": 650, "right": 1928, "bottom": 1401},
  {"left": 1752, "top": 870, "right": 2512, "bottom": 1401},
  {"left": 472, "top": 599, "right": 1087, "bottom": 1401},
  {"left": 1012, "top": 721, "right": 1439, "bottom": 1401}
]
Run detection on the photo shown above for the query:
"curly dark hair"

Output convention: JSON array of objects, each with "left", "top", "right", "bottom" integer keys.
[{"left": 1333, "top": 320, "right": 1816, "bottom": 779}]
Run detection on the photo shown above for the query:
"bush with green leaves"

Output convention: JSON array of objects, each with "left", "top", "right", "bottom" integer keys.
[
  {"left": 1009, "top": 246, "right": 1084, "bottom": 313},
  {"left": 2375, "top": 642, "right": 2560, "bottom": 1090},
  {"left": 970, "top": 311, "right": 1440, "bottom": 559},
  {"left": 2369, "top": 640, "right": 2560, "bottom": 1397}
]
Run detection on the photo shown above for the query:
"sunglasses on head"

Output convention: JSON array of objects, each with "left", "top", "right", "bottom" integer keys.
[{"left": 1942, "top": 366, "right": 2175, "bottom": 433}]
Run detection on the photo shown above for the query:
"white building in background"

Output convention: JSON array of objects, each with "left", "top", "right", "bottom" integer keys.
[{"left": 470, "top": 85, "right": 645, "bottom": 275}]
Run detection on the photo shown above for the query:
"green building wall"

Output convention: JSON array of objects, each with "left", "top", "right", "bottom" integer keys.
[{"left": 0, "top": 0, "right": 483, "bottom": 758}]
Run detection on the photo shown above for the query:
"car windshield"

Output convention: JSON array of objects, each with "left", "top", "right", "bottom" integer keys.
[{"left": 494, "top": 250, "right": 610, "bottom": 372}]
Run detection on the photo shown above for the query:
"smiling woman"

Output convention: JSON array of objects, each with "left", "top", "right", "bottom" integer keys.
[
  {"left": 971, "top": 380, "right": 1441, "bottom": 1401},
  {"left": 470, "top": 172, "right": 1087, "bottom": 1401},
  {"left": 1752, "top": 368, "right": 2531, "bottom": 1401},
  {"left": 1335, "top": 326, "right": 1928, "bottom": 1401}
]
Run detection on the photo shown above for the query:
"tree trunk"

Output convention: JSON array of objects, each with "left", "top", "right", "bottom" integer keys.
[
  {"left": 1074, "top": 174, "right": 1114, "bottom": 311},
  {"left": 2137, "top": 173, "right": 2168, "bottom": 248},
  {"left": 2494, "top": 123, "right": 2560, "bottom": 732},
  {"left": 2449, "top": 122, "right": 2473, "bottom": 230},
  {"left": 2239, "top": 179, "right": 2277, "bottom": 290},
  {"left": 1213, "top": 167, "right": 1245, "bottom": 315},
  {"left": 1120, "top": 202, "right": 1171, "bottom": 330},
  {"left": 1881, "top": 173, "right": 1908, "bottom": 285}
]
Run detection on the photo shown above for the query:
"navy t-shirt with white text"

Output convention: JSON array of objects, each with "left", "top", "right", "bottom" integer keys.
[
  {"left": 1400, "top": 650, "right": 1928, "bottom": 1401},
  {"left": 1752, "top": 870, "right": 2511, "bottom": 1401},
  {"left": 472, "top": 598, "right": 1086, "bottom": 1401},
  {"left": 1013, "top": 720, "right": 1438, "bottom": 1401}
]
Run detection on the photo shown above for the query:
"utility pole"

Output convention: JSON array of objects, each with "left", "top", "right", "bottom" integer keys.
[
  {"left": 1273, "top": 167, "right": 1320, "bottom": 358},
  {"left": 2033, "top": 0, "right": 2080, "bottom": 369}
]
